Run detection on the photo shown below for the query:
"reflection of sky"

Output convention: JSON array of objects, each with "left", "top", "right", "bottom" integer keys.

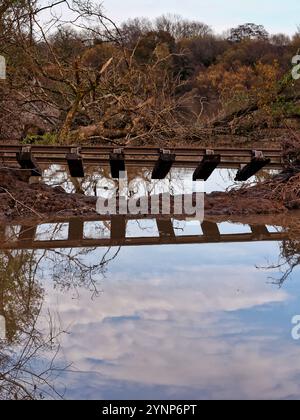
[{"left": 36, "top": 238, "right": 300, "bottom": 400}]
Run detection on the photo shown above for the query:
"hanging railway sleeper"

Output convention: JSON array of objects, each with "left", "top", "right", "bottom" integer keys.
[{"left": 0, "top": 145, "right": 283, "bottom": 181}]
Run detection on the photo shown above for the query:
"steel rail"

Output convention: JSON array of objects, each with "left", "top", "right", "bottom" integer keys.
[
  {"left": 0, "top": 144, "right": 283, "bottom": 155},
  {"left": 0, "top": 157, "right": 282, "bottom": 168}
]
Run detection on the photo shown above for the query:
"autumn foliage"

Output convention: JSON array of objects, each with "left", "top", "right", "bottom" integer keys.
[{"left": 1, "top": 1, "right": 300, "bottom": 144}]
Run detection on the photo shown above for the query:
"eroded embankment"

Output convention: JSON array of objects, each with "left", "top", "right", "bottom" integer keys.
[
  {"left": 205, "top": 169, "right": 300, "bottom": 216},
  {"left": 0, "top": 168, "right": 97, "bottom": 222},
  {"left": 0, "top": 166, "right": 299, "bottom": 224}
]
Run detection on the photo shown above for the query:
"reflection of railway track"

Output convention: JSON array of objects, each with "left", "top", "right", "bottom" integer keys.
[
  {"left": 0, "top": 217, "right": 287, "bottom": 250},
  {"left": 0, "top": 145, "right": 283, "bottom": 180}
]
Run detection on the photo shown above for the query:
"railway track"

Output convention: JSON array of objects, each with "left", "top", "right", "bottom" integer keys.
[
  {"left": 0, "top": 217, "right": 287, "bottom": 250},
  {"left": 0, "top": 144, "right": 284, "bottom": 180}
]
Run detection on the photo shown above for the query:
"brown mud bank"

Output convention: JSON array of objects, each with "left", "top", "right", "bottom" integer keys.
[
  {"left": 0, "top": 166, "right": 299, "bottom": 224},
  {"left": 0, "top": 168, "right": 97, "bottom": 223},
  {"left": 205, "top": 168, "right": 300, "bottom": 215}
]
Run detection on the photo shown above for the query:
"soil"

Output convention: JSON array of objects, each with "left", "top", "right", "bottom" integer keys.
[{"left": 0, "top": 168, "right": 97, "bottom": 223}]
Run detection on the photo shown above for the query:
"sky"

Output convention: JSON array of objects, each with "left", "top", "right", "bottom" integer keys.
[{"left": 102, "top": 0, "right": 300, "bottom": 36}]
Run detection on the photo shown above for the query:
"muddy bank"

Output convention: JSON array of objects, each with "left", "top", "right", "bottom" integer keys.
[
  {"left": 0, "top": 166, "right": 299, "bottom": 224},
  {"left": 207, "top": 167, "right": 300, "bottom": 214},
  {"left": 0, "top": 168, "right": 97, "bottom": 223}
]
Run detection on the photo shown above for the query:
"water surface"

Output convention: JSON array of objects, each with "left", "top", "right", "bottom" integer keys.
[{"left": 0, "top": 167, "right": 299, "bottom": 400}]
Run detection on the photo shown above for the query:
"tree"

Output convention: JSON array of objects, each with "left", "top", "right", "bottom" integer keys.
[
  {"left": 119, "top": 17, "right": 152, "bottom": 47},
  {"left": 0, "top": 0, "right": 123, "bottom": 142},
  {"left": 0, "top": 0, "right": 28, "bottom": 20},
  {"left": 155, "top": 14, "right": 212, "bottom": 40},
  {"left": 228, "top": 23, "right": 269, "bottom": 43},
  {"left": 133, "top": 30, "right": 176, "bottom": 63},
  {"left": 270, "top": 33, "right": 290, "bottom": 47},
  {"left": 178, "top": 35, "right": 228, "bottom": 70}
]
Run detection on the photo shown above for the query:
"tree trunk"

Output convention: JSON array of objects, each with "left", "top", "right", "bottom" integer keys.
[{"left": 58, "top": 92, "right": 84, "bottom": 143}]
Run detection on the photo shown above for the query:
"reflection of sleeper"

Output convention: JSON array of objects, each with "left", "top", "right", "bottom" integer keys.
[
  {"left": 0, "top": 315, "right": 6, "bottom": 340},
  {"left": 0, "top": 55, "right": 6, "bottom": 80}
]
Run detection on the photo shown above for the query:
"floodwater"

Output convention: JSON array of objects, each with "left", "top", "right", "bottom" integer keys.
[{"left": 1, "top": 168, "right": 300, "bottom": 400}]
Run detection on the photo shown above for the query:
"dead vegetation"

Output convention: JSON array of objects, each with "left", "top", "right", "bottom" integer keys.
[{"left": 1, "top": 1, "right": 300, "bottom": 146}]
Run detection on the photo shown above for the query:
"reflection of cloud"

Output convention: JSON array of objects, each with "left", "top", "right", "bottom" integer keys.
[{"left": 38, "top": 262, "right": 300, "bottom": 400}]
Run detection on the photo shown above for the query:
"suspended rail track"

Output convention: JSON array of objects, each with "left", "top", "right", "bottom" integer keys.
[{"left": 0, "top": 144, "right": 284, "bottom": 181}]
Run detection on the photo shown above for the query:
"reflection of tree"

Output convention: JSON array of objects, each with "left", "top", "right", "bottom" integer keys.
[
  {"left": 0, "top": 234, "right": 121, "bottom": 398},
  {"left": 0, "top": 249, "right": 65, "bottom": 399},
  {"left": 45, "top": 246, "right": 120, "bottom": 298},
  {"left": 0, "top": 309, "right": 66, "bottom": 400},
  {"left": 0, "top": 250, "right": 43, "bottom": 343},
  {"left": 269, "top": 238, "right": 300, "bottom": 287},
  {"left": 259, "top": 223, "right": 300, "bottom": 287}
]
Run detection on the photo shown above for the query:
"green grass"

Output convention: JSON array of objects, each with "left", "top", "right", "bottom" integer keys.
[{"left": 21, "top": 133, "right": 58, "bottom": 145}]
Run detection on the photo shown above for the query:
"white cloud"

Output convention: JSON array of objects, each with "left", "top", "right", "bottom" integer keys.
[{"left": 38, "top": 263, "right": 296, "bottom": 399}]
